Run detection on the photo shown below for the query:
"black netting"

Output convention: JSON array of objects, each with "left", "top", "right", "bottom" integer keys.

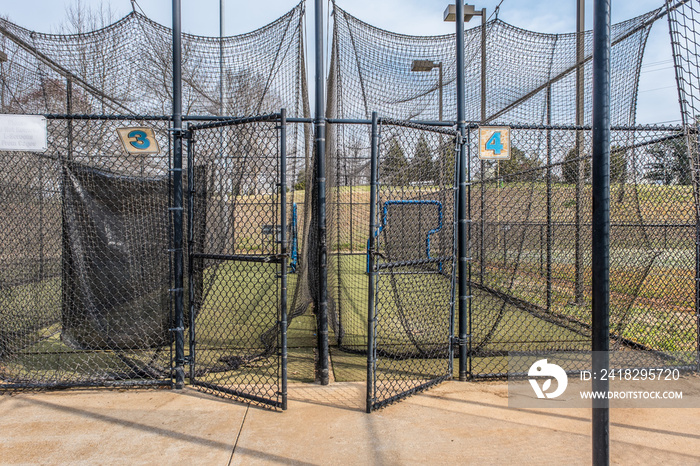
[
  {"left": 0, "top": 4, "right": 306, "bottom": 117},
  {"left": 0, "top": 4, "right": 311, "bottom": 394},
  {"left": 327, "top": 1, "right": 699, "bottom": 388},
  {"left": 328, "top": 3, "right": 657, "bottom": 125},
  {"left": 0, "top": 117, "right": 172, "bottom": 388},
  {"left": 468, "top": 125, "right": 697, "bottom": 375}
]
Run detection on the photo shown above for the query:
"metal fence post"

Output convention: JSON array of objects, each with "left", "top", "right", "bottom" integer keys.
[
  {"left": 280, "top": 108, "right": 288, "bottom": 410},
  {"left": 456, "top": 1, "right": 469, "bottom": 382},
  {"left": 546, "top": 85, "right": 553, "bottom": 312},
  {"left": 366, "top": 111, "right": 379, "bottom": 413},
  {"left": 314, "top": 0, "right": 330, "bottom": 385},
  {"left": 172, "top": 0, "right": 186, "bottom": 389},
  {"left": 575, "top": 0, "right": 585, "bottom": 306},
  {"left": 592, "top": 0, "right": 611, "bottom": 463},
  {"left": 187, "top": 123, "right": 196, "bottom": 382}
]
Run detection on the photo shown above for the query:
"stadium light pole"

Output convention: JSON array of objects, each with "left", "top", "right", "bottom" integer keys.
[
  {"left": 410, "top": 60, "right": 443, "bottom": 121},
  {"left": 447, "top": 4, "right": 487, "bottom": 290}
]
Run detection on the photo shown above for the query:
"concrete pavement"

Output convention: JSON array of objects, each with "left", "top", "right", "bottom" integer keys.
[{"left": 1, "top": 381, "right": 699, "bottom": 465}]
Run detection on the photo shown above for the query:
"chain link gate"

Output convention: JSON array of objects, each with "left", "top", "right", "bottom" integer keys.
[
  {"left": 366, "top": 117, "right": 459, "bottom": 412},
  {"left": 186, "top": 112, "right": 288, "bottom": 409}
]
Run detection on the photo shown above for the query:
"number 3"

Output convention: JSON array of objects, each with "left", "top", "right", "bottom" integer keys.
[
  {"left": 486, "top": 132, "right": 503, "bottom": 155},
  {"left": 128, "top": 130, "right": 151, "bottom": 150}
]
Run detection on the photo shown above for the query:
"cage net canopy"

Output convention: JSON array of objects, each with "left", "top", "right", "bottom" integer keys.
[
  {"left": 0, "top": 2, "right": 307, "bottom": 117},
  {"left": 329, "top": 3, "right": 661, "bottom": 125}
]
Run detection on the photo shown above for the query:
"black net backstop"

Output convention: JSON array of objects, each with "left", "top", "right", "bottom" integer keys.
[{"left": 0, "top": 116, "right": 172, "bottom": 388}]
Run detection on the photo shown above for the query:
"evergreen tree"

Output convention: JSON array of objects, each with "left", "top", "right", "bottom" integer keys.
[
  {"left": 498, "top": 146, "right": 542, "bottom": 181},
  {"left": 410, "top": 135, "right": 436, "bottom": 182},
  {"left": 381, "top": 139, "right": 408, "bottom": 185},
  {"left": 563, "top": 147, "right": 592, "bottom": 184},
  {"left": 644, "top": 137, "right": 690, "bottom": 185}
]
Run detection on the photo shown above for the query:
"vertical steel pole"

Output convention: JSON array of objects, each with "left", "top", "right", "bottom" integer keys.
[
  {"left": 219, "top": 0, "right": 225, "bottom": 116},
  {"left": 438, "top": 63, "right": 444, "bottom": 122},
  {"left": 546, "top": 85, "right": 552, "bottom": 312},
  {"left": 456, "top": 2, "right": 469, "bottom": 382},
  {"left": 480, "top": 11, "right": 486, "bottom": 124},
  {"left": 172, "top": 0, "right": 186, "bottom": 389},
  {"left": 280, "top": 108, "right": 289, "bottom": 410},
  {"left": 575, "top": 0, "right": 585, "bottom": 305},
  {"left": 187, "top": 124, "right": 196, "bottom": 382},
  {"left": 366, "top": 111, "right": 379, "bottom": 413},
  {"left": 479, "top": 10, "right": 486, "bottom": 286},
  {"left": 315, "top": 0, "right": 329, "bottom": 385},
  {"left": 67, "top": 77, "right": 73, "bottom": 159},
  {"left": 592, "top": 0, "right": 611, "bottom": 463}
]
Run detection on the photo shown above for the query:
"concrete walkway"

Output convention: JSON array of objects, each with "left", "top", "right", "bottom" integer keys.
[{"left": 2, "top": 381, "right": 699, "bottom": 465}]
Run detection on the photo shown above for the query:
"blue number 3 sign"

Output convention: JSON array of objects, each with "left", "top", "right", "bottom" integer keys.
[
  {"left": 128, "top": 130, "right": 151, "bottom": 150},
  {"left": 116, "top": 127, "right": 161, "bottom": 155}
]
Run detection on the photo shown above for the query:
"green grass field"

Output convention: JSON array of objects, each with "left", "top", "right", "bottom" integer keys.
[{"left": 1, "top": 181, "right": 697, "bottom": 390}]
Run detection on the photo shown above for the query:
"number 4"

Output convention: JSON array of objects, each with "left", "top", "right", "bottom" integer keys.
[{"left": 486, "top": 132, "right": 503, "bottom": 155}]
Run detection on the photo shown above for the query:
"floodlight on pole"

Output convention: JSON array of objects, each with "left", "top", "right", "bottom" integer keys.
[
  {"left": 443, "top": 4, "right": 479, "bottom": 22},
  {"left": 446, "top": 3, "right": 488, "bottom": 293},
  {"left": 410, "top": 59, "right": 443, "bottom": 121}
]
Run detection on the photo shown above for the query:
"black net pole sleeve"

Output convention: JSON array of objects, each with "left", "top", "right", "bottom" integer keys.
[
  {"left": 592, "top": 0, "right": 611, "bottom": 463},
  {"left": 456, "top": 1, "right": 469, "bottom": 383}
]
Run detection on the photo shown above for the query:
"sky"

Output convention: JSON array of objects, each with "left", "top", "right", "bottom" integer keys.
[{"left": 0, "top": 0, "right": 681, "bottom": 124}]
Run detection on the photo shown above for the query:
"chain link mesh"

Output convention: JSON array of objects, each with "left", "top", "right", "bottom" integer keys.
[
  {"left": 1, "top": 116, "right": 172, "bottom": 389},
  {"left": 469, "top": 125, "right": 697, "bottom": 375},
  {"left": 188, "top": 116, "right": 285, "bottom": 407},
  {"left": 368, "top": 121, "right": 458, "bottom": 409}
]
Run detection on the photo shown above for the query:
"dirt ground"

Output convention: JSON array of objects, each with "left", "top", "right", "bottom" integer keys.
[{"left": 1, "top": 380, "right": 699, "bottom": 465}]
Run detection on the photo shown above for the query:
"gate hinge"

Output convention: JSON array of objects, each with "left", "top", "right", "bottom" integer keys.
[
  {"left": 266, "top": 253, "right": 289, "bottom": 263},
  {"left": 451, "top": 336, "right": 470, "bottom": 347},
  {"left": 169, "top": 326, "right": 185, "bottom": 333},
  {"left": 169, "top": 128, "right": 193, "bottom": 140}
]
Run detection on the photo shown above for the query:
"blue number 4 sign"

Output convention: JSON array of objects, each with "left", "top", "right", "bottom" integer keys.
[{"left": 486, "top": 131, "right": 503, "bottom": 155}]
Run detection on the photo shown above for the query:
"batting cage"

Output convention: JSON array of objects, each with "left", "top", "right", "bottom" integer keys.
[
  {"left": 1, "top": 0, "right": 700, "bottom": 411},
  {"left": 325, "top": 0, "right": 700, "bottom": 406},
  {"left": 0, "top": 3, "right": 310, "bottom": 403}
]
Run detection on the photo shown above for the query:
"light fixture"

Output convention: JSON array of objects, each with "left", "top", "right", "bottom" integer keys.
[
  {"left": 411, "top": 60, "right": 440, "bottom": 72},
  {"left": 443, "top": 4, "right": 480, "bottom": 22}
]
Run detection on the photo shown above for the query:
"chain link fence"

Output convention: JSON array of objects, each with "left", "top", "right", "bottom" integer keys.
[
  {"left": 186, "top": 114, "right": 289, "bottom": 408},
  {"left": 1, "top": 116, "right": 173, "bottom": 389},
  {"left": 367, "top": 118, "right": 458, "bottom": 411}
]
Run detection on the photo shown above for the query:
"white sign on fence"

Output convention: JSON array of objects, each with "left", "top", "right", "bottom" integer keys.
[{"left": 0, "top": 114, "right": 48, "bottom": 152}]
